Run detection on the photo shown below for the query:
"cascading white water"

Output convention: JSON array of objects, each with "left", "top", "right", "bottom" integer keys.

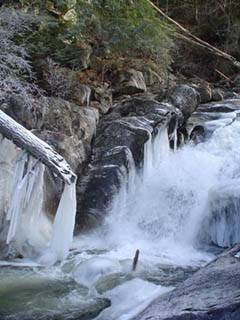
[
  {"left": 3, "top": 116, "right": 240, "bottom": 320},
  {"left": 97, "top": 125, "right": 214, "bottom": 266},
  {"left": 108, "top": 119, "right": 240, "bottom": 258},
  {"left": 76, "top": 120, "right": 240, "bottom": 266}
]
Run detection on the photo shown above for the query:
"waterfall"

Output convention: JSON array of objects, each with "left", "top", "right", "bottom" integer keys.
[
  {"left": 143, "top": 131, "right": 153, "bottom": 177},
  {"left": 78, "top": 120, "right": 240, "bottom": 267},
  {"left": 0, "top": 137, "right": 77, "bottom": 264},
  {"left": 3, "top": 116, "right": 240, "bottom": 320}
]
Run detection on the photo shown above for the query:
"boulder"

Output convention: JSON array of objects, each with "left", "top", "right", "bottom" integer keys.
[
  {"left": 1, "top": 95, "right": 99, "bottom": 227},
  {"left": 42, "top": 97, "right": 99, "bottom": 171},
  {"left": 113, "top": 69, "right": 147, "bottom": 97},
  {"left": 142, "top": 67, "right": 164, "bottom": 92},
  {"left": 134, "top": 245, "right": 240, "bottom": 320},
  {"left": 71, "top": 84, "right": 91, "bottom": 106},
  {"left": 169, "top": 85, "right": 199, "bottom": 119},
  {"left": 233, "top": 74, "right": 240, "bottom": 87},
  {"left": 212, "top": 88, "right": 224, "bottom": 101},
  {"left": 193, "top": 82, "right": 212, "bottom": 103},
  {"left": 197, "top": 99, "right": 240, "bottom": 113},
  {"left": 1, "top": 94, "right": 47, "bottom": 130},
  {"left": 76, "top": 119, "right": 151, "bottom": 229},
  {"left": 223, "top": 91, "right": 240, "bottom": 99},
  {"left": 186, "top": 99, "right": 240, "bottom": 140},
  {"left": 91, "top": 85, "right": 112, "bottom": 114},
  {"left": 76, "top": 98, "right": 181, "bottom": 230},
  {"left": 36, "top": 58, "right": 92, "bottom": 105}
]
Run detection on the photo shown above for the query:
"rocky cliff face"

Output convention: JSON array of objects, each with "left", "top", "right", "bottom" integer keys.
[{"left": 1, "top": 65, "right": 239, "bottom": 236}]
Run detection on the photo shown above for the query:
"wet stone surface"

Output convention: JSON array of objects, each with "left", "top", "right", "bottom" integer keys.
[{"left": 133, "top": 245, "right": 240, "bottom": 320}]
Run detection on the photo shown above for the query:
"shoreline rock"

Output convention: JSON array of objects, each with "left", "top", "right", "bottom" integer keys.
[{"left": 133, "top": 245, "right": 240, "bottom": 320}]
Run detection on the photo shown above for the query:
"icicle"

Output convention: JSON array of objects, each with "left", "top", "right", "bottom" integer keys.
[
  {"left": 5, "top": 150, "right": 77, "bottom": 263},
  {"left": 143, "top": 131, "right": 153, "bottom": 178},
  {"left": 152, "top": 127, "right": 170, "bottom": 164},
  {"left": 6, "top": 153, "right": 29, "bottom": 244},
  {"left": 173, "top": 128, "right": 178, "bottom": 152},
  {"left": 6, "top": 155, "right": 48, "bottom": 253},
  {"left": 127, "top": 149, "right": 137, "bottom": 196},
  {"left": 6, "top": 152, "right": 27, "bottom": 222},
  {"left": 37, "top": 178, "right": 77, "bottom": 265},
  {"left": 50, "top": 179, "right": 77, "bottom": 261}
]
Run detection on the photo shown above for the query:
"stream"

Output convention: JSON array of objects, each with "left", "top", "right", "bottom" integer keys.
[{"left": 1, "top": 114, "right": 240, "bottom": 320}]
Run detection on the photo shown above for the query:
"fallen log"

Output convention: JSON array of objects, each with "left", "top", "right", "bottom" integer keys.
[
  {"left": 147, "top": 0, "right": 240, "bottom": 69},
  {"left": 0, "top": 110, "right": 76, "bottom": 184}
]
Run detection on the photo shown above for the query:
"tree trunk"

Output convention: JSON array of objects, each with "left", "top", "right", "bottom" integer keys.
[{"left": 0, "top": 110, "right": 76, "bottom": 185}]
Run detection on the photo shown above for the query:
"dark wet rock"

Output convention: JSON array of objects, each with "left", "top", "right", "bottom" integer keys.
[
  {"left": 112, "top": 98, "right": 176, "bottom": 119},
  {"left": 197, "top": 99, "right": 240, "bottom": 113},
  {"left": 76, "top": 98, "right": 181, "bottom": 230},
  {"left": 169, "top": 85, "right": 199, "bottom": 119},
  {"left": 193, "top": 82, "right": 212, "bottom": 103},
  {"left": 189, "top": 125, "right": 206, "bottom": 142},
  {"left": 93, "top": 119, "right": 151, "bottom": 165},
  {"left": 212, "top": 88, "right": 224, "bottom": 101},
  {"left": 133, "top": 245, "right": 240, "bottom": 320},
  {"left": 223, "top": 91, "right": 240, "bottom": 100},
  {"left": 187, "top": 111, "right": 222, "bottom": 134},
  {"left": 113, "top": 69, "right": 147, "bottom": 97},
  {"left": 42, "top": 169, "right": 63, "bottom": 218},
  {"left": 233, "top": 74, "right": 240, "bottom": 87},
  {"left": 186, "top": 99, "right": 240, "bottom": 141},
  {"left": 186, "top": 110, "right": 230, "bottom": 142},
  {"left": 91, "top": 85, "right": 112, "bottom": 114},
  {"left": 76, "top": 163, "right": 127, "bottom": 228},
  {"left": 76, "top": 119, "right": 151, "bottom": 229},
  {"left": 176, "top": 130, "right": 186, "bottom": 147}
]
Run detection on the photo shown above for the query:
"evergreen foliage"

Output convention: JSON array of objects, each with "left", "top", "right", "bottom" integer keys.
[
  {"left": 21, "top": 0, "right": 174, "bottom": 72},
  {"left": 0, "top": 7, "right": 42, "bottom": 106}
]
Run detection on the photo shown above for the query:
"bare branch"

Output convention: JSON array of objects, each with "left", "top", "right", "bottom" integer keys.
[{"left": 147, "top": 0, "right": 240, "bottom": 69}]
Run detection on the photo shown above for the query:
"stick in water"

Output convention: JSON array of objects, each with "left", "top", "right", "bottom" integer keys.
[{"left": 132, "top": 249, "right": 140, "bottom": 271}]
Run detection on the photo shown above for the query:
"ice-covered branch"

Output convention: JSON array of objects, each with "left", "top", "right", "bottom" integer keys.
[{"left": 0, "top": 110, "right": 76, "bottom": 184}]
